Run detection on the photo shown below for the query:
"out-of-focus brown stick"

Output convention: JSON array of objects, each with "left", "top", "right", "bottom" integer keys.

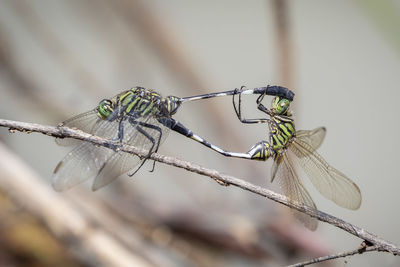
[{"left": 0, "top": 141, "right": 153, "bottom": 267}]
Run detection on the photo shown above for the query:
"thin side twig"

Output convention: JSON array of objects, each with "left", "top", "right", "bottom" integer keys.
[
  {"left": 1, "top": 118, "right": 400, "bottom": 258},
  {"left": 287, "top": 243, "right": 379, "bottom": 267}
]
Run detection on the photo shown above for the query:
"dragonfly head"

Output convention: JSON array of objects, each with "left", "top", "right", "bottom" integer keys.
[
  {"left": 163, "top": 95, "right": 181, "bottom": 115},
  {"left": 271, "top": 96, "right": 291, "bottom": 116},
  {"left": 97, "top": 99, "right": 114, "bottom": 119}
]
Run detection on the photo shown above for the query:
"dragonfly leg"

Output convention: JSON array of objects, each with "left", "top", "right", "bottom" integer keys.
[
  {"left": 126, "top": 125, "right": 156, "bottom": 177},
  {"left": 256, "top": 92, "right": 267, "bottom": 105},
  {"left": 115, "top": 114, "right": 138, "bottom": 143},
  {"left": 126, "top": 118, "right": 163, "bottom": 176},
  {"left": 232, "top": 91, "right": 270, "bottom": 124},
  {"left": 136, "top": 121, "right": 164, "bottom": 173},
  {"left": 117, "top": 118, "right": 125, "bottom": 142},
  {"left": 257, "top": 103, "right": 273, "bottom": 116},
  {"left": 137, "top": 121, "right": 163, "bottom": 153}
]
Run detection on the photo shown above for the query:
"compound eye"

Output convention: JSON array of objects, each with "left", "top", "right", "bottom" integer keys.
[
  {"left": 277, "top": 98, "right": 290, "bottom": 114},
  {"left": 98, "top": 99, "right": 113, "bottom": 119},
  {"left": 272, "top": 97, "right": 290, "bottom": 114}
]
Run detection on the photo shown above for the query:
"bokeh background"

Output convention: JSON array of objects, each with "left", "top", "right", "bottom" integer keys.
[{"left": 0, "top": 0, "right": 399, "bottom": 266}]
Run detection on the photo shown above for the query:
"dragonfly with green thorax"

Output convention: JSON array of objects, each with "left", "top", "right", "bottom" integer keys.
[
  {"left": 227, "top": 91, "right": 362, "bottom": 230},
  {"left": 53, "top": 85, "right": 293, "bottom": 191}
]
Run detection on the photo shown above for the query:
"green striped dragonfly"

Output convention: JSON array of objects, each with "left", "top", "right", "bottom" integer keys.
[
  {"left": 228, "top": 92, "right": 361, "bottom": 230},
  {"left": 53, "top": 85, "right": 293, "bottom": 191}
]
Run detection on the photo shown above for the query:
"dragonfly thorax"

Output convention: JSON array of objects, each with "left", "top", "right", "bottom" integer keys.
[{"left": 269, "top": 115, "right": 295, "bottom": 151}]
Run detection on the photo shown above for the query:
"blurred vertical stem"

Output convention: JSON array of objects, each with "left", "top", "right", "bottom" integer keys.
[
  {"left": 354, "top": 0, "right": 400, "bottom": 57},
  {"left": 271, "top": 0, "right": 294, "bottom": 90}
]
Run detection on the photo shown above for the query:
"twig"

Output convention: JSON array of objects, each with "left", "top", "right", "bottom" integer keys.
[
  {"left": 1, "top": 118, "right": 400, "bottom": 258},
  {"left": 287, "top": 243, "right": 378, "bottom": 267}
]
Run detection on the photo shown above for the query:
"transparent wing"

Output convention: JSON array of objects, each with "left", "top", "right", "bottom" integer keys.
[
  {"left": 274, "top": 152, "right": 318, "bottom": 230},
  {"left": 271, "top": 127, "right": 325, "bottom": 181},
  {"left": 53, "top": 109, "right": 171, "bottom": 191},
  {"left": 55, "top": 109, "right": 100, "bottom": 146},
  {"left": 91, "top": 150, "right": 142, "bottom": 191},
  {"left": 270, "top": 153, "right": 283, "bottom": 182},
  {"left": 52, "top": 118, "right": 118, "bottom": 191},
  {"left": 290, "top": 138, "right": 362, "bottom": 210},
  {"left": 52, "top": 142, "right": 114, "bottom": 191},
  {"left": 92, "top": 116, "right": 170, "bottom": 191},
  {"left": 295, "top": 127, "right": 326, "bottom": 153}
]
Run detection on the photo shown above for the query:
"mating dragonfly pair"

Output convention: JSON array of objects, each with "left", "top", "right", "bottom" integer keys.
[{"left": 53, "top": 85, "right": 361, "bottom": 230}]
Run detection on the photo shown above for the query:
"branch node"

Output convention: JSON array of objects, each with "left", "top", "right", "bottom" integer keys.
[
  {"left": 358, "top": 240, "right": 373, "bottom": 253},
  {"left": 214, "top": 178, "right": 230, "bottom": 186}
]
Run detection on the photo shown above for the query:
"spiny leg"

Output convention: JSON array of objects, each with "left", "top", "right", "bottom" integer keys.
[
  {"left": 126, "top": 118, "right": 163, "bottom": 176},
  {"left": 136, "top": 120, "right": 163, "bottom": 172},
  {"left": 257, "top": 102, "right": 273, "bottom": 116},
  {"left": 117, "top": 117, "right": 125, "bottom": 142},
  {"left": 232, "top": 87, "right": 244, "bottom": 121},
  {"left": 126, "top": 125, "right": 155, "bottom": 177},
  {"left": 116, "top": 111, "right": 143, "bottom": 143},
  {"left": 232, "top": 90, "right": 270, "bottom": 124},
  {"left": 256, "top": 91, "right": 266, "bottom": 105}
]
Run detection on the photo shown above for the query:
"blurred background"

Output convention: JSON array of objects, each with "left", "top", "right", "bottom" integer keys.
[{"left": 0, "top": 0, "right": 399, "bottom": 266}]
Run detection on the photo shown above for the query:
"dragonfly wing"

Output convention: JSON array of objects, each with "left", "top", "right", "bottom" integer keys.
[
  {"left": 270, "top": 152, "right": 283, "bottom": 182},
  {"left": 52, "top": 142, "right": 115, "bottom": 191},
  {"left": 275, "top": 152, "right": 318, "bottom": 230},
  {"left": 295, "top": 127, "right": 326, "bottom": 154},
  {"left": 92, "top": 116, "right": 170, "bottom": 190},
  {"left": 52, "top": 116, "right": 120, "bottom": 191},
  {"left": 91, "top": 150, "right": 142, "bottom": 191},
  {"left": 290, "top": 139, "right": 361, "bottom": 210},
  {"left": 55, "top": 109, "right": 100, "bottom": 146}
]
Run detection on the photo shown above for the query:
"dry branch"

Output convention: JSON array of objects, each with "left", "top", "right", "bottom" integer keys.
[
  {"left": 287, "top": 243, "right": 378, "bottom": 267},
  {"left": 1, "top": 118, "right": 399, "bottom": 263}
]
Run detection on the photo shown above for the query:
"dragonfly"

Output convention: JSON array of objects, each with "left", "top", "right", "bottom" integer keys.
[
  {"left": 227, "top": 91, "right": 362, "bottom": 230},
  {"left": 53, "top": 85, "right": 293, "bottom": 191}
]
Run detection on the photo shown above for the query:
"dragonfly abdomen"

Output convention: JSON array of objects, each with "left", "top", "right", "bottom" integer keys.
[{"left": 247, "top": 141, "right": 274, "bottom": 161}]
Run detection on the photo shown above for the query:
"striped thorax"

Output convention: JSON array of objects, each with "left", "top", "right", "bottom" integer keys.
[{"left": 96, "top": 87, "right": 181, "bottom": 121}]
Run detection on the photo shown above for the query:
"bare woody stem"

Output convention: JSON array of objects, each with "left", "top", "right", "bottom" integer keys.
[
  {"left": 287, "top": 243, "right": 379, "bottom": 267},
  {"left": 0, "top": 118, "right": 399, "bottom": 258}
]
